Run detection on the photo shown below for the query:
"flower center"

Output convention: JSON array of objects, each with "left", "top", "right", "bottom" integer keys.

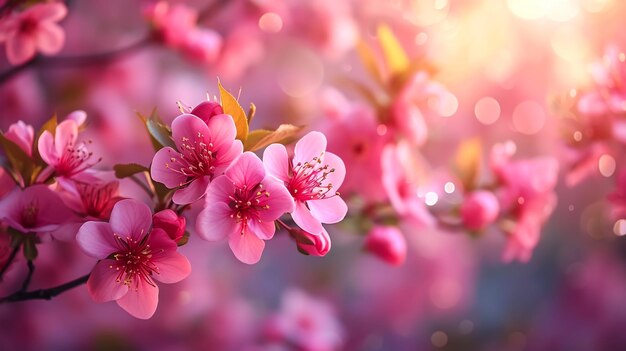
[
  {"left": 109, "top": 232, "right": 162, "bottom": 290},
  {"left": 19, "top": 17, "right": 38, "bottom": 35},
  {"left": 78, "top": 182, "right": 117, "bottom": 218},
  {"left": 287, "top": 153, "right": 336, "bottom": 202},
  {"left": 228, "top": 182, "right": 270, "bottom": 234},
  {"left": 57, "top": 137, "right": 101, "bottom": 177},
  {"left": 166, "top": 132, "right": 217, "bottom": 186},
  {"left": 21, "top": 201, "right": 38, "bottom": 228}
]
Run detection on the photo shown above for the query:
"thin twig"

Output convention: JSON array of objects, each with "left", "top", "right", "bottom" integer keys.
[
  {"left": 19, "top": 260, "right": 34, "bottom": 292},
  {"left": 130, "top": 174, "right": 155, "bottom": 199},
  {"left": 0, "top": 273, "right": 89, "bottom": 304},
  {"left": 0, "top": 245, "right": 19, "bottom": 281}
]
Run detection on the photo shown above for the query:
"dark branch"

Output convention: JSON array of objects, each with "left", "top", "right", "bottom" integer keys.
[
  {"left": 0, "top": 273, "right": 89, "bottom": 304},
  {"left": 0, "top": 245, "right": 19, "bottom": 281}
]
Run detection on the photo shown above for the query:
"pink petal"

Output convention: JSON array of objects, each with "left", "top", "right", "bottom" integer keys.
[
  {"left": 257, "top": 177, "right": 294, "bottom": 221},
  {"left": 116, "top": 278, "right": 159, "bottom": 319},
  {"left": 322, "top": 152, "right": 346, "bottom": 193},
  {"left": 53, "top": 120, "right": 78, "bottom": 158},
  {"left": 29, "top": 3, "right": 68, "bottom": 22},
  {"left": 109, "top": 199, "right": 152, "bottom": 240},
  {"left": 87, "top": 260, "right": 129, "bottom": 302},
  {"left": 196, "top": 201, "right": 237, "bottom": 241},
  {"left": 225, "top": 152, "right": 265, "bottom": 188},
  {"left": 35, "top": 22, "right": 64, "bottom": 55},
  {"left": 76, "top": 221, "right": 116, "bottom": 259},
  {"left": 263, "top": 143, "right": 290, "bottom": 182},
  {"left": 205, "top": 175, "right": 235, "bottom": 203},
  {"left": 228, "top": 230, "right": 265, "bottom": 264},
  {"left": 294, "top": 131, "right": 327, "bottom": 165},
  {"left": 212, "top": 140, "right": 243, "bottom": 174},
  {"left": 172, "top": 175, "right": 210, "bottom": 204},
  {"left": 307, "top": 196, "right": 347, "bottom": 224},
  {"left": 207, "top": 114, "right": 237, "bottom": 152},
  {"left": 248, "top": 219, "right": 275, "bottom": 240},
  {"left": 6, "top": 33, "right": 36, "bottom": 65},
  {"left": 291, "top": 201, "right": 323, "bottom": 235},
  {"left": 171, "top": 114, "right": 210, "bottom": 151},
  {"left": 150, "top": 147, "right": 187, "bottom": 188},
  {"left": 153, "top": 252, "right": 191, "bottom": 284}
]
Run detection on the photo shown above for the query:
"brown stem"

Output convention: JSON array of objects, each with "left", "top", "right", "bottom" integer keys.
[{"left": 0, "top": 273, "right": 89, "bottom": 304}]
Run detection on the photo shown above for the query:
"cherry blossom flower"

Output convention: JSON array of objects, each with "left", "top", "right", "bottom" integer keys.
[
  {"left": 265, "top": 289, "right": 344, "bottom": 351},
  {"left": 364, "top": 225, "right": 407, "bottom": 266},
  {"left": 150, "top": 113, "right": 243, "bottom": 204},
  {"left": 4, "top": 120, "right": 34, "bottom": 156},
  {"left": 263, "top": 132, "right": 347, "bottom": 235},
  {"left": 37, "top": 118, "right": 101, "bottom": 180},
  {"left": 0, "top": 2, "right": 67, "bottom": 65},
  {"left": 460, "top": 190, "right": 500, "bottom": 231},
  {"left": 491, "top": 143, "right": 559, "bottom": 262},
  {"left": 0, "top": 184, "right": 73, "bottom": 238},
  {"left": 196, "top": 152, "right": 294, "bottom": 264},
  {"left": 153, "top": 209, "right": 186, "bottom": 243},
  {"left": 289, "top": 227, "right": 331, "bottom": 256},
  {"left": 57, "top": 179, "right": 123, "bottom": 220},
  {"left": 76, "top": 199, "right": 191, "bottom": 319}
]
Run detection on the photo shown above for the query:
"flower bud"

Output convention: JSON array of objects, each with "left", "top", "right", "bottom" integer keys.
[
  {"left": 152, "top": 209, "right": 186, "bottom": 243},
  {"left": 291, "top": 227, "right": 331, "bottom": 256},
  {"left": 460, "top": 190, "right": 499, "bottom": 231},
  {"left": 364, "top": 226, "right": 406, "bottom": 266},
  {"left": 5, "top": 121, "right": 34, "bottom": 156},
  {"left": 191, "top": 100, "right": 224, "bottom": 124}
]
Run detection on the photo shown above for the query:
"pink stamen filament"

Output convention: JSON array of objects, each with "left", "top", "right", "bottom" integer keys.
[
  {"left": 228, "top": 182, "right": 271, "bottom": 235},
  {"left": 165, "top": 134, "right": 217, "bottom": 187},
  {"left": 57, "top": 138, "right": 101, "bottom": 177},
  {"left": 287, "top": 152, "right": 337, "bottom": 202},
  {"left": 109, "top": 231, "right": 164, "bottom": 291}
]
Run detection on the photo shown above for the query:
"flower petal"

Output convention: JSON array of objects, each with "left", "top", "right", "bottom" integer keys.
[
  {"left": 196, "top": 201, "right": 237, "bottom": 241},
  {"left": 171, "top": 114, "right": 211, "bottom": 151},
  {"left": 150, "top": 147, "right": 188, "bottom": 189},
  {"left": 263, "top": 143, "right": 290, "bottom": 182},
  {"left": 207, "top": 113, "right": 237, "bottom": 152},
  {"left": 225, "top": 152, "right": 265, "bottom": 188},
  {"left": 307, "top": 196, "right": 348, "bottom": 224},
  {"left": 172, "top": 176, "right": 210, "bottom": 204},
  {"left": 294, "top": 131, "right": 327, "bottom": 165},
  {"left": 37, "top": 130, "right": 56, "bottom": 165},
  {"left": 248, "top": 219, "right": 275, "bottom": 240},
  {"left": 257, "top": 177, "right": 294, "bottom": 221},
  {"left": 291, "top": 201, "right": 323, "bottom": 235},
  {"left": 322, "top": 152, "right": 346, "bottom": 193},
  {"left": 228, "top": 229, "right": 265, "bottom": 264},
  {"left": 212, "top": 139, "right": 243, "bottom": 175},
  {"left": 35, "top": 22, "right": 64, "bottom": 55},
  {"left": 6, "top": 33, "right": 36, "bottom": 65},
  {"left": 153, "top": 251, "right": 191, "bottom": 284},
  {"left": 76, "top": 221, "right": 116, "bottom": 259},
  {"left": 87, "top": 260, "right": 129, "bottom": 303},
  {"left": 109, "top": 199, "right": 152, "bottom": 240},
  {"left": 29, "top": 3, "right": 68, "bottom": 22},
  {"left": 53, "top": 120, "right": 78, "bottom": 158},
  {"left": 116, "top": 279, "right": 159, "bottom": 319}
]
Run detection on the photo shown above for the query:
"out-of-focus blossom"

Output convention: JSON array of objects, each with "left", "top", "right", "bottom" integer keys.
[
  {"left": 266, "top": 289, "right": 344, "bottom": 351},
  {"left": 364, "top": 225, "right": 407, "bottom": 266},
  {"left": 76, "top": 199, "right": 191, "bottom": 319},
  {"left": 460, "top": 190, "right": 500, "bottom": 231},
  {"left": 0, "top": 167, "right": 14, "bottom": 199},
  {"left": 0, "top": 2, "right": 67, "bottom": 64},
  {"left": 608, "top": 168, "right": 626, "bottom": 219},
  {"left": 150, "top": 114, "right": 243, "bottom": 204},
  {"left": 57, "top": 179, "right": 123, "bottom": 220},
  {"left": 320, "top": 89, "right": 387, "bottom": 203},
  {"left": 152, "top": 209, "right": 186, "bottom": 243},
  {"left": 491, "top": 143, "right": 559, "bottom": 262},
  {"left": 4, "top": 120, "right": 34, "bottom": 156},
  {"left": 290, "top": 227, "right": 331, "bottom": 256},
  {"left": 196, "top": 152, "right": 294, "bottom": 264},
  {"left": 37, "top": 118, "right": 101, "bottom": 180},
  {"left": 263, "top": 132, "right": 347, "bottom": 235},
  {"left": 578, "top": 46, "right": 626, "bottom": 117},
  {"left": 381, "top": 143, "right": 434, "bottom": 228},
  {"left": 0, "top": 184, "right": 73, "bottom": 237}
]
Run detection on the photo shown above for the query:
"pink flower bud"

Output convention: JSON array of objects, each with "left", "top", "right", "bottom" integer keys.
[
  {"left": 152, "top": 209, "right": 186, "bottom": 243},
  {"left": 460, "top": 190, "right": 500, "bottom": 231},
  {"left": 4, "top": 120, "right": 34, "bottom": 156},
  {"left": 291, "top": 227, "right": 331, "bottom": 256},
  {"left": 364, "top": 226, "right": 407, "bottom": 266},
  {"left": 191, "top": 100, "right": 224, "bottom": 124}
]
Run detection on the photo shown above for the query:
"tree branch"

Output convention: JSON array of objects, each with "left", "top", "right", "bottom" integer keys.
[{"left": 0, "top": 273, "right": 89, "bottom": 304}]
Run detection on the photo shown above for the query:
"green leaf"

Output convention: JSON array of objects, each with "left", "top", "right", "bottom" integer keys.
[
  {"left": 146, "top": 119, "right": 175, "bottom": 149},
  {"left": 0, "top": 133, "right": 37, "bottom": 186},
  {"left": 22, "top": 235, "right": 38, "bottom": 261},
  {"left": 243, "top": 124, "right": 304, "bottom": 152},
  {"left": 177, "top": 231, "right": 190, "bottom": 246},
  {"left": 114, "top": 163, "right": 148, "bottom": 179},
  {"left": 218, "top": 81, "right": 249, "bottom": 141}
]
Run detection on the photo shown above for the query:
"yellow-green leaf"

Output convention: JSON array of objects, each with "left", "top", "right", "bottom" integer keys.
[
  {"left": 114, "top": 163, "right": 149, "bottom": 179},
  {"left": 356, "top": 39, "right": 384, "bottom": 86},
  {"left": 244, "top": 124, "right": 304, "bottom": 152},
  {"left": 377, "top": 24, "right": 409, "bottom": 76},
  {"left": 218, "top": 81, "right": 249, "bottom": 141},
  {"left": 454, "top": 138, "right": 482, "bottom": 191}
]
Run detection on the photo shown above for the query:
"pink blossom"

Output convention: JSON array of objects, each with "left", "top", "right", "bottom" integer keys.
[
  {"left": 263, "top": 132, "right": 347, "bottom": 235},
  {"left": 153, "top": 209, "right": 186, "bottom": 243},
  {"left": 0, "top": 2, "right": 67, "bottom": 65},
  {"left": 364, "top": 225, "right": 407, "bottom": 266},
  {"left": 0, "top": 184, "right": 73, "bottom": 237},
  {"left": 460, "top": 190, "right": 500, "bottom": 231},
  {"left": 76, "top": 199, "right": 191, "bottom": 319},
  {"left": 491, "top": 143, "right": 559, "bottom": 262},
  {"left": 150, "top": 113, "right": 243, "bottom": 204},
  {"left": 608, "top": 168, "right": 626, "bottom": 219},
  {"left": 381, "top": 143, "right": 435, "bottom": 228},
  {"left": 196, "top": 152, "right": 294, "bottom": 264},
  {"left": 57, "top": 179, "right": 123, "bottom": 220},
  {"left": 266, "top": 289, "right": 344, "bottom": 351},
  {"left": 290, "top": 227, "right": 331, "bottom": 256},
  {"left": 4, "top": 120, "right": 34, "bottom": 156},
  {"left": 0, "top": 167, "right": 14, "bottom": 199},
  {"left": 37, "top": 118, "right": 101, "bottom": 179}
]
